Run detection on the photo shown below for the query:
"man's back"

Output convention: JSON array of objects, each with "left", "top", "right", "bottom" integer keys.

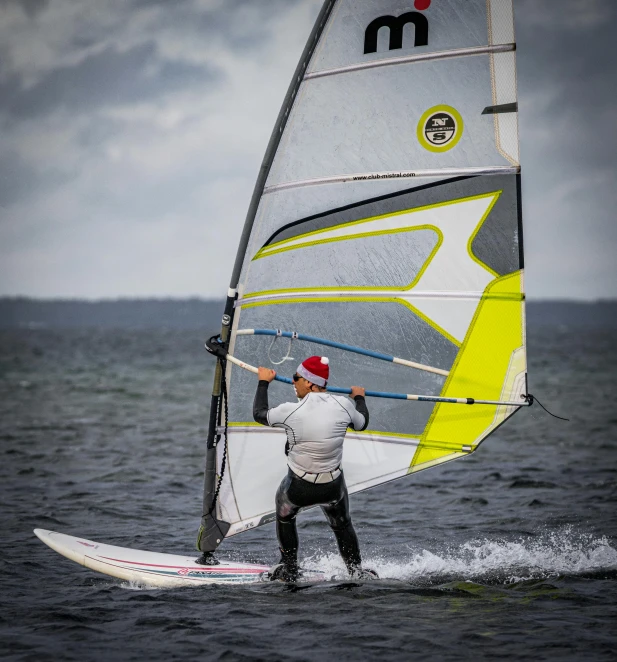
[{"left": 267, "top": 392, "right": 366, "bottom": 474}]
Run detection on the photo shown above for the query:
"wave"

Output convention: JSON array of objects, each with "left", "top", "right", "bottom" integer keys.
[{"left": 304, "top": 528, "right": 617, "bottom": 585}]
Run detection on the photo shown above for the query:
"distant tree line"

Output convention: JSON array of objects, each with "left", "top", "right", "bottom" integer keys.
[{"left": 0, "top": 298, "right": 615, "bottom": 330}]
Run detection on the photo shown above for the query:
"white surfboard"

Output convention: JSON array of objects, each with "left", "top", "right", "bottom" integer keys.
[{"left": 34, "top": 529, "right": 284, "bottom": 588}]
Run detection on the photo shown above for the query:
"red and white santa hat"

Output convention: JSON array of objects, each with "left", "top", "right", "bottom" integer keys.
[{"left": 296, "top": 356, "right": 329, "bottom": 387}]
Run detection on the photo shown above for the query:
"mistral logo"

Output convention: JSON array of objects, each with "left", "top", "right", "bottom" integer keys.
[{"left": 364, "top": 0, "right": 431, "bottom": 55}]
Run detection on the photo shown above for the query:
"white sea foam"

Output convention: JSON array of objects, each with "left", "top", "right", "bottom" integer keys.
[
  {"left": 303, "top": 528, "right": 617, "bottom": 584},
  {"left": 121, "top": 580, "right": 153, "bottom": 590}
]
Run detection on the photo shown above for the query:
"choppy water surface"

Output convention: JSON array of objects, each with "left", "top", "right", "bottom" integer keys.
[{"left": 1, "top": 319, "right": 616, "bottom": 661}]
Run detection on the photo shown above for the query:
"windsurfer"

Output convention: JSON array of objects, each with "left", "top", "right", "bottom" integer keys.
[{"left": 253, "top": 355, "right": 377, "bottom": 582}]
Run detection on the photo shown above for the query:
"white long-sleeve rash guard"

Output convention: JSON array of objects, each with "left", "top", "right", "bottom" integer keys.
[{"left": 253, "top": 381, "right": 369, "bottom": 475}]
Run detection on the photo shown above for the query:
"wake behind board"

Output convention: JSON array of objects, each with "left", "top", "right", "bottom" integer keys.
[{"left": 34, "top": 529, "right": 326, "bottom": 588}]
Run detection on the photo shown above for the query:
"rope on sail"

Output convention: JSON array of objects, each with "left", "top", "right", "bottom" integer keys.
[
  {"left": 266, "top": 329, "right": 297, "bottom": 365},
  {"left": 207, "top": 357, "right": 229, "bottom": 516},
  {"left": 525, "top": 393, "right": 569, "bottom": 421}
]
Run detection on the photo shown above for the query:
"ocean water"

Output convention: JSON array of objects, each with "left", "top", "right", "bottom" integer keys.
[{"left": 1, "top": 309, "right": 616, "bottom": 661}]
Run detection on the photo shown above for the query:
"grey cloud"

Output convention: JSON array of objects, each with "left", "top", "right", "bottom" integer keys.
[
  {"left": 0, "top": 0, "right": 315, "bottom": 120},
  {"left": 0, "top": 148, "right": 72, "bottom": 207},
  {"left": 514, "top": 1, "right": 617, "bottom": 297},
  {"left": 1, "top": 44, "right": 220, "bottom": 120},
  {"left": 517, "top": 0, "right": 617, "bottom": 173},
  {"left": 127, "top": 0, "right": 313, "bottom": 53},
  {"left": 0, "top": 0, "right": 318, "bottom": 223},
  {"left": 6, "top": 0, "right": 49, "bottom": 18},
  {"left": 516, "top": 0, "right": 612, "bottom": 30},
  {"left": 185, "top": 1, "right": 313, "bottom": 54}
]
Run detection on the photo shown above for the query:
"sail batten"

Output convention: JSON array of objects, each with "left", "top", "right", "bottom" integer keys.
[
  {"left": 264, "top": 166, "right": 520, "bottom": 194},
  {"left": 238, "top": 291, "right": 522, "bottom": 302},
  {"left": 201, "top": 0, "right": 526, "bottom": 551},
  {"left": 305, "top": 43, "right": 515, "bottom": 80}
]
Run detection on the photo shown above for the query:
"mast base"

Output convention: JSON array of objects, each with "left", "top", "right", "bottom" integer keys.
[
  {"left": 195, "top": 551, "right": 221, "bottom": 566},
  {"left": 197, "top": 517, "right": 231, "bottom": 553}
]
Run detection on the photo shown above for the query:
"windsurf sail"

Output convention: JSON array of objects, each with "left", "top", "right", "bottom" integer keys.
[{"left": 199, "top": 0, "right": 526, "bottom": 552}]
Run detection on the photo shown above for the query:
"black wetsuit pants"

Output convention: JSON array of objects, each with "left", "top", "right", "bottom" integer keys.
[{"left": 275, "top": 468, "right": 362, "bottom": 573}]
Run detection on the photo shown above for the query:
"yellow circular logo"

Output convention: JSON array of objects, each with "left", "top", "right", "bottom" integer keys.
[{"left": 417, "top": 105, "right": 464, "bottom": 153}]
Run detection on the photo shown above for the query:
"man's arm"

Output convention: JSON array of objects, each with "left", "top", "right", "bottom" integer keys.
[
  {"left": 253, "top": 367, "right": 276, "bottom": 426},
  {"left": 349, "top": 386, "right": 369, "bottom": 431}
]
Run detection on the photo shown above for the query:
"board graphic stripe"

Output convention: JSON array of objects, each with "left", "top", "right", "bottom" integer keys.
[{"left": 99, "top": 556, "right": 263, "bottom": 573}]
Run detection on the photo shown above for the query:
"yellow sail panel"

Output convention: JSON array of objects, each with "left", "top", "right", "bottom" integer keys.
[{"left": 411, "top": 271, "right": 525, "bottom": 471}]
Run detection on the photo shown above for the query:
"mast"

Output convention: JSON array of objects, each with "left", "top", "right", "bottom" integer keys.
[{"left": 197, "top": 0, "right": 337, "bottom": 555}]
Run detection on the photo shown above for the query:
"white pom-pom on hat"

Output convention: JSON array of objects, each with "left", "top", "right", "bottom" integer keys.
[{"left": 321, "top": 357, "right": 329, "bottom": 365}]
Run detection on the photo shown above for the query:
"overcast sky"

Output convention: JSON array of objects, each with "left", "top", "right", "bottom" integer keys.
[{"left": 0, "top": 0, "right": 615, "bottom": 301}]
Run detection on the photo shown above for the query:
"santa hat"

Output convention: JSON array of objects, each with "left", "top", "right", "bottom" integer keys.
[{"left": 296, "top": 356, "right": 329, "bottom": 387}]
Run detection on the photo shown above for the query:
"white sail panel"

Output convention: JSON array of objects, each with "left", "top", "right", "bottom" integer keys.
[
  {"left": 248, "top": 228, "right": 440, "bottom": 291},
  {"left": 308, "top": 0, "right": 506, "bottom": 74},
  {"left": 220, "top": 426, "right": 421, "bottom": 537},
  {"left": 266, "top": 57, "right": 515, "bottom": 188}
]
